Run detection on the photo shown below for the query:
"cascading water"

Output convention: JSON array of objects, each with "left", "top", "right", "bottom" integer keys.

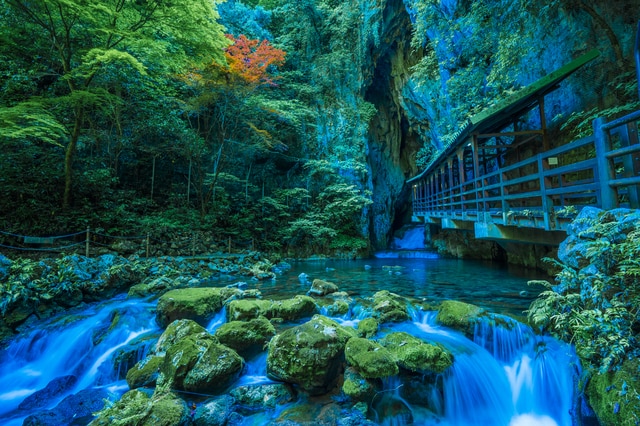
[
  {"left": 377, "top": 225, "right": 436, "bottom": 259},
  {"left": 0, "top": 296, "right": 159, "bottom": 425}
]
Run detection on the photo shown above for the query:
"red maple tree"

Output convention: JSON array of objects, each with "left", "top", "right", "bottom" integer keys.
[{"left": 224, "top": 34, "right": 286, "bottom": 85}]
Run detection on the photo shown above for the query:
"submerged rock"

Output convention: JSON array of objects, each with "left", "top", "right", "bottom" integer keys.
[
  {"left": 155, "top": 287, "right": 241, "bottom": 328},
  {"left": 18, "top": 375, "right": 78, "bottom": 411},
  {"left": 214, "top": 316, "right": 276, "bottom": 356},
  {"left": 25, "top": 387, "right": 111, "bottom": 426},
  {"left": 435, "top": 299, "right": 485, "bottom": 336},
  {"left": 193, "top": 395, "right": 236, "bottom": 426},
  {"left": 380, "top": 332, "right": 453, "bottom": 374},
  {"left": 230, "top": 383, "right": 295, "bottom": 409},
  {"left": 266, "top": 314, "right": 356, "bottom": 395},
  {"left": 345, "top": 337, "right": 398, "bottom": 379},
  {"left": 308, "top": 278, "right": 339, "bottom": 296}
]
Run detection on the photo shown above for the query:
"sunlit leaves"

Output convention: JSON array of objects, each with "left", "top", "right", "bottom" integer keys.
[{"left": 224, "top": 34, "right": 286, "bottom": 86}]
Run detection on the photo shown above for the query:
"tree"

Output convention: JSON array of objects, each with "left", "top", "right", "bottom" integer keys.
[
  {"left": 224, "top": 34, "right": 286, "bottom": 86},
  {"left": 1, "top": 0, "right": 229, "bottom": 208}
]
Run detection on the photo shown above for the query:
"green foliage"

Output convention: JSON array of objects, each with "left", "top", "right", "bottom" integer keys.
[{"left": 527, "top": 212, "right": 640, "bottom": 373}]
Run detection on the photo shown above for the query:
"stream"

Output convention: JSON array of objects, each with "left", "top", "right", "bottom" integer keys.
[{"left": 0, "top": 246, "right": 589, "bottom": 426}]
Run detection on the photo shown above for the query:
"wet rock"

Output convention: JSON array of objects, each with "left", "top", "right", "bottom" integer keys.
[
  {"left": 267, "top": 314, "right": 356, "bottom": 395},
  {"left": 89, "top": 389, "right": 189, "bottom": 426},
  {"left": 126, "top": 355, "right": 163, "bottom": 389},
  {"left": 227, "top": 298, "right": 273, "bottom": 321},
  {"left": 371, "top": 291, "right": 410, "bottom": 323},
  {"left": 436, "top": 300, "right": 485, "bottom": 336},
  {"left": 230, "top": 383, "right": 295, "bottom": 409},
  {"left": 342, "top": 367, "right": 376, "bottom": 401},
  {"left": 155, "top": 287, "right": 241, "bottom": 328},
  {"left": 380, "top": 332, "right": 453, "bottom": 374},
  {"left": 128, "top": 276, "right": 179, "bottom": 299},
  {"left": 308, "top": 279, "right": 339, "bottom": 296},
  {"left": 160, "top": 331, "right": 244, "bottom": 394},
  {"left": 25, "top": 387, "right": 111, "bottom": 426},
  {"left": 345, "top": 337, "right": 398, "bottom": 379},
  {"left": 325, "top": 299, "right": 350, "bottom": 316},
  {"left": 214, "top": 316, "right": 275, "bottom": 356},
  {"left": 18, "top": 375, "right": 78, "bottom": 411},
  {"left": 155, "top": 319, "right": 213, "bottom": 355},
  {"left": 357, "top": 318, "right": 379, "bottom": 338},
  {"left": 227, "top": 295, "right": 318, "bottom": 322},
  {"left": 193, "top": 395, "right": 236, "bottom": 426}
]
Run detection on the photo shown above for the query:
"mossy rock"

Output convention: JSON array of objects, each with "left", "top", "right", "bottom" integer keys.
[
  {"left": 230, "top": 383, "right": 295, "bottom": 409},
  {"left": 155, "top": 287, "right": 240, "bottom": 328},
  {"left": 586, "top": 359, "right": 640, "bottom": 426},
  {"left": 266, "top": 314, "right": 357, "bottom": 395},
  {"left": 380, "top": 332, "right": 453, "bottom": 374},
  {"left": 154, "top": 319, "right": 212, "bottom": 356},
  {"left": 342, "top": 367, "right": 376, "bottom": 401},
  {"left": 226, "top": 298, "right": 272, "bottom": 321},
  {"left": 325, "top": 300, "right": 350, "bottom": 316},
  {"left": 161, "top": 333, "right": 244, "bottom": 394},
  {"left": 357, "top": 318, "right": 379, "bottom": 338},
  {"left": 89, "top": 389, "right": 189, "bottom": 426},
  {"left": 308, "top": 279, "right": 339, "bottom": 296},
  {"left": 371, "top": 291, "right": 410, "bottom": 323},
  {"left": 270, "top": 295, "right": 318, "bottom": 321},
  {"left": 214, "top": 316, "right": 276, "bottom": 356},
  {"left": 126, "top": 355, "right": 163, "bottom": 389},
  {"left": 345, "top": 337, "right": 398, "bottom": 379},
  {"left": 193, "top": 395, "right": 236, "bottom": 426},
  {"left": 435, "top": 300, "right": 485, "bottom": 336}
]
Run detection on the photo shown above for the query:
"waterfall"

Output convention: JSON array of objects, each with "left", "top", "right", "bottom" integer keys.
[{"left": 390, "top": 225, "right": 426, "bottom": 250}]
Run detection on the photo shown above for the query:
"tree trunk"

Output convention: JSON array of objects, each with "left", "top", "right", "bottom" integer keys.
[{"left": 63, "top": 107, "right": 84, "bottom": 209}]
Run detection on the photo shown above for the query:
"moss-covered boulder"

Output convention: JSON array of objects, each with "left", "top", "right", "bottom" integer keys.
[
  {"left": 226, "top": 298, "right": 272, "bottom": 321},
  {"left": 342, "top": 367, "right": 376, "bottom": 401},
  {"left": 345, "top": 337, "right": 398, "bottom": 379},
  {"left": 155, "top": 287, "right": 240, "bottom": 328},
  {"left": 214, "top": 316, "right": 275, "bottom": 356},
  {"left": 380, "top": 332, "right": 453, "bottom": 374},
  {"left": 154, "top": 319, "right": 212, "bottom": 356},
  {"left": 160, "top": 332, "right": 244, "bottom": 394},
  {"left": 436, "top": 300, "right": 485, "bottom": 336},
  {"left": 585, "top": 359, "right": 640, "bottom": 426},
  {"left": 89, "top": 389, "right": 190, "bottom": 426},
  {"left": 126, "top": 355, "right": 163, "bottom": 389},
  {"left": 357, "top": 318, "right": 379, "bottom": 338},
  {"left": 308, "top": 279, "right": 339, "bottom": 296},
  {"left": 230, "top": 383, "right": 295, "bottom": 409},
  {"left": 270, "top": 295, "right": 318, "bottom": 321},
  {"left": 266, "top": 314, "right": 356, "bottom": 395},
  {"left": 371, "top": 291, "right": 410, "bottom": 323},
  {"left": 227, "top": 295, "right": 318, "bottom": 322}
]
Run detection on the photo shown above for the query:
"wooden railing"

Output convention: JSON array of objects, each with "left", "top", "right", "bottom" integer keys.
[{"left": 412, "top": 109, "right": 640, "bottom": 231}]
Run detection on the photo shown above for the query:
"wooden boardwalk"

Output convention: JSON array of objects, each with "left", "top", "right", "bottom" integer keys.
[{"left": 408, "top": 49, "right": 640, "bottom": 245}]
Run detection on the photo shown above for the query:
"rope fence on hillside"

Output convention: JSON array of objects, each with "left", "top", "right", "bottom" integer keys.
[{"left": 0, "top": 228, "right": 256, "bottom": 257}]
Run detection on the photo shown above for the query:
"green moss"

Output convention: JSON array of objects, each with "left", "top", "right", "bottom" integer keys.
[
  {"left": 435, "top": 300, "right": 484, "bottom": 335},
  {"left": 89, "top": 389, "right": 151, "bottom": 426},
  {"left": 371, "top": 291, "right": 410, "bottom": 323},
  {"left": 345, "top": 337, "right": 398, "bottom": 379},
  {"left": 126, "top": 355, "right": 163, "bottom": 389},
  {"left": 155, "top": 287, "right": 240, "bottom": 328},
  {"left": 214, "top": 316, "right": 276, "bottom": 355},
  {"left": 227, "top": 298, "right": 272, "bottom": 321},
  {"left": 586, "top": 359, "right": 640, "bottom": 426},
  {"left": 154, "top": 319, "right": 211, "bottom": 356},
  {"left": 380, "top": 332, "right": 453, "bottom": 374},
  {"left": 357, "top": 318, "right": 378, "bottom": 338},
  {"left": 342, "top": 366, "right": 375, "bottom": 401},
  {"left": 271, "top": 295, "right": 318, "bottom": 321}
]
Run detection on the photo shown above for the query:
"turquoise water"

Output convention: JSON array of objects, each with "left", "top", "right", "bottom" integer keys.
[{"left": 253, "top": 251, "right": 549, "bottom": 317}]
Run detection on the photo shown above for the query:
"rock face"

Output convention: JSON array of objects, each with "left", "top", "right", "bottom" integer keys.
[
  {"left": 266, "top": 315, "right": 357, "bottom": 395},
  {"left": 380, "top": 332, "right": 453, "bottom": 374},
  {"left": 155, "top": 287, "right": 241, "bottom": 328}
]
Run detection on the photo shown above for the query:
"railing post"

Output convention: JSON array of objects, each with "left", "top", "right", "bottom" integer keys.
[
  {"left": 85, "top": 227, "right": 90, "bottom": 257},
  {"left": 593, "top": 117, "right": 618, "bottom": 209},
  {"left": 538, "top": 156, "right": 553, "bottom": 230},
  {"left": 635, "top": 20, "right": 640, "bottom": 101}
]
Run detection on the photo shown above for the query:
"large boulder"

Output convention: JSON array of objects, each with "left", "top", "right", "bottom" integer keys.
[
  {"left": 89, "top": 389, "right": 190, "bottom": 426},
  {"left": 380, "top": 332, "right": 453, "bottom": 374},
  {"left": 155, "top": 287, "right": 241, "bottom": 328},
  {"left": 230, "top": 383, "right": 295, "bottom": 410},
  {"left": 214, "top": 316, "right": 275, "bottom": 356},
  {"left": 345, "top": 337, "right": 398, "bottom": 379},
  {"left": 155, "top": 319, "right": 212, "bottom": 355},
  {"left": 160, "top": 331, "right": 244, "bottom": 394},
  {"left": 126, "top": 355, "right": 163, "bottom": 389},
  {"left": 267, "top": 315, "right": 356, "bottom": 395},
  {"left": 371, "top": 291, "right": 410, "bottom": 323},
  {"left": 193, "top": 395, "right": 236, "bottom": 426},
  {"left": 436, "top": 300, "right": 485, "bottom": 336},
  {"left": 226, "top": 299, "right": 273, "bottom": 321},
  {"left": 227, "top": 295, "right": 318, "bottom": 322}
]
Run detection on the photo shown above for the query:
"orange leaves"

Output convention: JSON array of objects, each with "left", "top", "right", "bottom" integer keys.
[{"left": 224, "top": 34, "right": 286, "bottom": 85}]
